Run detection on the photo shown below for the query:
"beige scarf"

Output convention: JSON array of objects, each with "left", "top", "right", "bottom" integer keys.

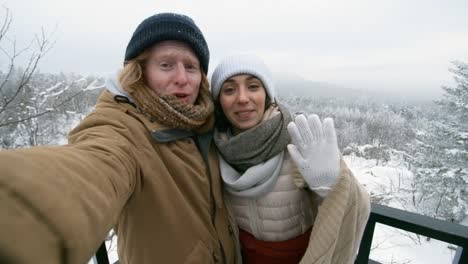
[{"left": 124, "top": 79, "right": 214, "bottom": 133}]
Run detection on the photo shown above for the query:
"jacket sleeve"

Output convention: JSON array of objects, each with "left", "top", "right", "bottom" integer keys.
[
  {"left": 0, "top": 112, "right": 139, "bottom": 264},
  {"left": 351, "top": 173, "right": 371, "bottom": 258},
  {"left": 299, "top": 159, "right": 370, "bottom": 264}
]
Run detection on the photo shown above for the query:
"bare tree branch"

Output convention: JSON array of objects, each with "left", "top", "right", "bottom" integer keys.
[
  {"left": 0, "top": 6, "right": 12, "bottom": 43},
  {"left": 0, "top": 88, "right": 86, "bottom": 127},
  {"left": 0, "top": 22, "right": 56, "bottom": 116}
]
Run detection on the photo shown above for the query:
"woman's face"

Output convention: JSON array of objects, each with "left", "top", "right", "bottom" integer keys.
[{"left": 219, "top": 74, "right": 266, "bottom": 134}]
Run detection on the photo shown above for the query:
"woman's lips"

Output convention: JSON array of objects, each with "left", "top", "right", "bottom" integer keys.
[{"left": 235, "top": 110, "right": 254, "bottom": 120}]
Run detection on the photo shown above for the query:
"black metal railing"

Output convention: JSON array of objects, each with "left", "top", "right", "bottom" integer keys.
[
  {"left": 355, "top": 203, "right": 468, "bottom": 264},
  {"left": 94, "top": 203, "right": 468, "bottom": 264},
  {"left": 95, "top": 242, "right": 110, "bottom": 264}
]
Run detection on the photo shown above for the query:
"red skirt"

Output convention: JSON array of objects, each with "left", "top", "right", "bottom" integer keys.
[{"left": 239, "top": 227, "right": 312, "bottom": 264}]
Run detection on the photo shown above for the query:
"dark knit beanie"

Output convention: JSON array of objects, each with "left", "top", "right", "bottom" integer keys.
[{"left": 124, "top": 13, "right": 209, "bottom": 74}]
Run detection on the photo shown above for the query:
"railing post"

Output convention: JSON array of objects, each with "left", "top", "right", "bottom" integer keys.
[
  {"left": 96, "top": 242, "right": 110, "bottom": 264},
  {"left": 458, "top": 247, "right": 467, "bottom": 264},
  {"left": 355, "top": 218, "right": 376, "bottom": 264}
]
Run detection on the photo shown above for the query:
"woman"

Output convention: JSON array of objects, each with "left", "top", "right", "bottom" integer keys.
[{"left": 211, "top": 55, "right": 370, "bottom": 264}]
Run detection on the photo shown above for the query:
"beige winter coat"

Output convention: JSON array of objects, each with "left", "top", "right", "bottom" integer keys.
[
  {"left": 298, "top": 159, "right": 370, "bottom": 263},
  {"left": 0, "top": 90, "right": 240, "bottom": 264}
]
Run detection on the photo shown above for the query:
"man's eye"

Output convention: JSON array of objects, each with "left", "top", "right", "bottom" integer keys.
[
  {"left": 185, "top": 64, "right": 199, "bottom": 72},
  {"left": 159, "top": 62, "right": 172, "bottom": 69}
]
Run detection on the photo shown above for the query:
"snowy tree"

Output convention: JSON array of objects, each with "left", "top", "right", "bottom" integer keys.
[
  {"left": 0, "top": 7, "right": 104, "bottom": 149},
  {"left": 405, "top": 62, "right": 468, "bottom": 222},
  {"left": 6, "top": 73, "right": 104, "bottom": 148},
  {"left": 280, "top": 90, "right": 466, "bottom": 221},
  {"left": 0, "top": 6, "right": 55, "bottom": 129},
  {"left": 407, "top": 115, "right": 467, "bottom": 222},
  {"left": 280, "top": 95, "right": 415, "bottom": 159},
  {"left": 436, "top": 61, "right": 468, "bottom": 150}
]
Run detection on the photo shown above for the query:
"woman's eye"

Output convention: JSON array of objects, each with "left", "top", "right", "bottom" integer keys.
[
  {"left": 222, "top": 87, "right": 235, "bottom": 94},
  {"left": 248, "top": 84, "right": 260, "bottom": 90}
]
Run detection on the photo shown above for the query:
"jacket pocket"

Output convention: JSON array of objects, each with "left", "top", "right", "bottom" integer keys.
[{"left": 183, "top": 240, "right": 214, "bottom": 264}]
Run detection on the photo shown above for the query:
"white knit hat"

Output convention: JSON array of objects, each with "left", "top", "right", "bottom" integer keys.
[{"left": 210, "top": 54, "right": 275, "bottom": 101}]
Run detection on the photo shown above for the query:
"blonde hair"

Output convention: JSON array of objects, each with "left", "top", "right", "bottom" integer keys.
[
  {"left": 118, "top": 49, "right": 210, "bottom": 94},
  {"left": 119, "top": 50, "right": 150, "bottom": 89}
]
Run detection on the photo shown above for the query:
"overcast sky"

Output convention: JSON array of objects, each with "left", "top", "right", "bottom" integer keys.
[{"left": 2, "top": 0, "right": 468, "bottom": 99}]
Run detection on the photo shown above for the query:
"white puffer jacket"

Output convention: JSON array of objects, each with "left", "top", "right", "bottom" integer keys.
[{"left": 226, "top": 151, "right": 316, "bottom": 241}]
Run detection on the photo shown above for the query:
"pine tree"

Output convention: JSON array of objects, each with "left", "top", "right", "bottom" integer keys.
[
  {"left": 410, "top": 61, "right": 468, "bottom": 222},
  {"left": 437, "top": 61, "right": 468, "bottom": 126}
]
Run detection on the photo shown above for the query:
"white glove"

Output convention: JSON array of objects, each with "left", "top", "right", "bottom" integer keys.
[{"left": 287, "top": 114, "right": 340, "bottom": 197}]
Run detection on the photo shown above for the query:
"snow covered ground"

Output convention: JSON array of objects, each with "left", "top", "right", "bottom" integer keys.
[{"left": 345, "top": 154, "right": 458, "bottom": 264}]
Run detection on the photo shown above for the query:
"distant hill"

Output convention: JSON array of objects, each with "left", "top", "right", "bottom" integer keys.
[
  {"left": 275, "top": 78, "right": 365, "bottom": 98},
  {"left": 273, "top": 75, "right": 432, "bottom": 103}
]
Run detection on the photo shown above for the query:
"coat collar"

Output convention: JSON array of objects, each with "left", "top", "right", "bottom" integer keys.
[{"left": 151, "top": 129, "right": 195, "bottom": 143}]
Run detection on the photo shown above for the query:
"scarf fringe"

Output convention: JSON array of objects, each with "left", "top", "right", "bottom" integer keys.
[{"left": 124, "top": 79, "right": 214, "bottom": 132}]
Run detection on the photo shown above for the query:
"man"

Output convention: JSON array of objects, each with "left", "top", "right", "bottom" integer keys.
[{"left": 0, "top": 13, "right": 239, "bottom": 264}]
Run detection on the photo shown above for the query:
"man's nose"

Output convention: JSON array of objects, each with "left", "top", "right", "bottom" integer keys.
[{"left": 173, "top": 64, "right": 188, "bottom": 85}]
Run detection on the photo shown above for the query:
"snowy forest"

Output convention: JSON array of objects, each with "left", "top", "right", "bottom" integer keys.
[{"left": 1, "top": 7, "right": 467, "bottom": 264}]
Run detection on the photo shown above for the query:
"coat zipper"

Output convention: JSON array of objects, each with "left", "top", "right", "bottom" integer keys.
[
  {"left": 248, "top": 199, "right": 261, "bottom": 239},
  {"left": 195, "top": 135, "right": 227, "bottom": 263}
]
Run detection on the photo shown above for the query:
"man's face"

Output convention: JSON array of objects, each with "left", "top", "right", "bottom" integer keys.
[{"left": 144, "top": 41, "right": 202, "bottom": 105}]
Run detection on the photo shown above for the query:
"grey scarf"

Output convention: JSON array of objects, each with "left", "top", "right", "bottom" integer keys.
[
  {"left": 214, "top": 103, "right": 292, "bottom": 172},
  {"left": 219, "top": 151, "right": 284, "bottom": 198}
]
